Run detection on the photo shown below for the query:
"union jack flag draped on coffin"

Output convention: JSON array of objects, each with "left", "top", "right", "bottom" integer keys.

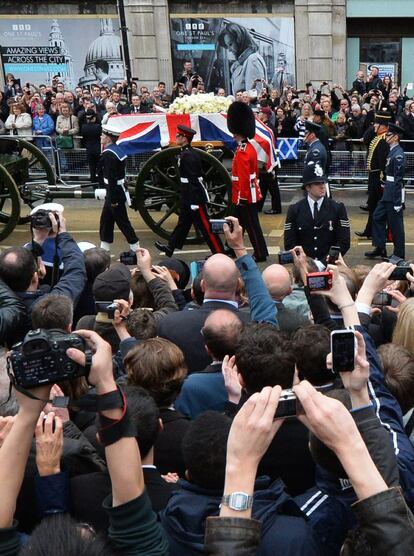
[{"left": 103, "top": 113, "right": 280, "bottom": 172}]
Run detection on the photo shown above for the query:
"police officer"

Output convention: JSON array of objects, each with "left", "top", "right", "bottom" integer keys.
[
  {"left": 98, "top": 126, "right": 139, "bottom": 252},
  {"left": 227, "top": 101, "right": 268, "bottom": 262},
  {"left": 284, "top": 161, "right": 350, "bottom": 262},
  {"left": 365, "top": 122, "right": 406, "bottom": 259},
  {"left": 355, "top": 109, "right": 391, "bottom": 239},
  {"left": 155, "top": 124, "right": 224, "bottom": 257},
  {"left": 303, "top": 119, "right": 331, "bottom": 196}
]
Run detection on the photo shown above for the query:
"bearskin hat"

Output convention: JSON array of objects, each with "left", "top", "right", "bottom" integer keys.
[{"left": 227, "top": 101, "right": 256, "bottom": 139}]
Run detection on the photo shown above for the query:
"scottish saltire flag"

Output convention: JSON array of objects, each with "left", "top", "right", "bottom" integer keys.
[
  {"left": 277, "top": 138, "right": 299, "bottom": 160},
  {"left": 105, "top": 113, "right": 279, "bottom": 171}
]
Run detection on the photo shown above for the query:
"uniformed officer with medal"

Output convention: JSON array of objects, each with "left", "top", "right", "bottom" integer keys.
[
  {"left": 284, "top": 161, "right": 350, "bottom": 262},
  {"left": 365, "top": 122, "right": 406, "bottom": 259},
  {"left": 98, "top": 125, "right": 139, "bottom": 252}
]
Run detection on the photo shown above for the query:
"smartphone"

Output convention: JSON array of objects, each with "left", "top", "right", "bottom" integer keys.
[
  {"left": 372, "top": 292, "right": 392, "bottom": 307},
  {"left": 274, "top": 389, "right": 302, "bottom": 420},
  {"left": 278, "top": 250, "right": 293, "bottom": 265},
  {"left": 209, "top": 219, "right": 233, "bottom": 234},
  {"left": 95, "top": 301, "right": 118, "bottom": 319},
  {"left": 190, "top": 259, "right": 206, "bottom": 280},
  {"left": 331, "top": 330, "right": 356, "bottom": 373},
  {"left": 389, "top": 266, "right": 413, "bottom": 281},
  {"left": 119, "top": 251, "right": 137, "bottom": 265},
  {"left": 327, "top": 246, "right": 340, "bottom": 265}
]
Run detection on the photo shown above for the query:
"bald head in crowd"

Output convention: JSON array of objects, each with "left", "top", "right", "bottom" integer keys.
[
  {"left": 202, "top": 309, "right": 244, "bottom": 361},
  {"left": 262, "top": 264, "right": 292, "bottom": 300},
  {"left": 201, "top": 254, "right": 240, "bottom": 299}
]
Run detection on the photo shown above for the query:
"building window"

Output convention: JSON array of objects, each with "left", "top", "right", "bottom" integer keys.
[{"left": 360, "top": 37, "right": 401, "bottom": 64}]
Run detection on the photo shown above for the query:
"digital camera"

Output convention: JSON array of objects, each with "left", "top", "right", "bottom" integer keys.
[
  {"left": 119, "top": 250, "right": 137, "bottom": 265},
  {"left": 9, "top": 329, "right": 86, "bottom": 389},
  {"left": 30, "top": 210, "right": 60, "bottom": 230},
  {"left": 306, "top": 270, "right": 333, "bottom": 291}
]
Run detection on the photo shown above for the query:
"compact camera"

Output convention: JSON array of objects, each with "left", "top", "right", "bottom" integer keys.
[
  {"left": 209, "top": 219, "right": 233, "bottom": 234},
  {"left": 95, "top": 301, "right": 118, "bottom": 319},
  {"left": 30, "top": 210, "right": 60, "bottom": 230},
  {"left": 119, "top": 251, "right": 137, "bottom": 266},
  {"left": 9, "top": 329, "right": 86, "bottom": 389},
  {"left": 306, "top": 271, "right": 333, "bottom": 291},
  {"left": 274, "top": 389, "right": 303, "bottom": 420}
]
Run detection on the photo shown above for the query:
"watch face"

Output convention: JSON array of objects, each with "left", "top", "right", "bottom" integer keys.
[{"left": 230, "top": 492, "right": 249, "bottom": 510}]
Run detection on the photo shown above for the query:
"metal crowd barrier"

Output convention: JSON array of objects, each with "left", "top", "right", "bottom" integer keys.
[
  {"left": 16, "top": 134, "right": 414, "bottom": 190},
  {"left": 15, "top": 134, "right": 57, "bottom": 178}
]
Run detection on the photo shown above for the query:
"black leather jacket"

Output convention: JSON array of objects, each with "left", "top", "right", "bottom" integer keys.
[{"left": 0, "top": 278, "right": 28, "bottom": 347}]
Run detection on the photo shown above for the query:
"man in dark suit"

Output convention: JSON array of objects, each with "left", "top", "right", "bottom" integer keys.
[
  {"left": 284, "top": 162, "right": 350, "bottom": 262},
  {"left": 157, "top": 253, "right": 249, "bottom": 372},
  {"left": 262, "top": 264, "right": 309, "bottom": 334},
  {"left": 175, "top": 308, "right": 243, "bottom": 418}
]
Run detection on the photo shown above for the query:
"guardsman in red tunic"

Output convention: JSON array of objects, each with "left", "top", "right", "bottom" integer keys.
[{"left": 227, "top": 101, "right": 269, "bottom": 262}]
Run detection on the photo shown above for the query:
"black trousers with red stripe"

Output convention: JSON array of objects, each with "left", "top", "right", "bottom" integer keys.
[
  {"left": 168, "top": 203, "right": 224, "bottom": 254},
  {"left": 235, "top": 203, "right": 269, "bottom": 260}
]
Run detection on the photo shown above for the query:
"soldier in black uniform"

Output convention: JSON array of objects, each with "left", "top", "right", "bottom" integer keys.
[
  {"left": 284, "top": 161, "right": 350, "bottom": 262},
  {"left": 155, "top": 125, "right": 224, "bottom": 257},
  {"left": 365, "top": 122, "right": 406, "bottom": 259},
  {"left": 355, "top": 109, "right": 391, "bottom": 239},
  {"left": 98, "top": 126, "right": 139, "bottom": 252}
]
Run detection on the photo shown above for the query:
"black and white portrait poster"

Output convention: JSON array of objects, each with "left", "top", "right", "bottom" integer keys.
[
  {"left": 170, "top": 15, "right": 295, "bottom": 94},
  {"left": 0, "top": 15, "right": 124, "bottom": 89}
]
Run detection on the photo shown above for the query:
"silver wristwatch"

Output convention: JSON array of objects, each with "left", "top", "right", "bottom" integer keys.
[{"left": 221, "top": 491, "right": 253, "bottom": 511}]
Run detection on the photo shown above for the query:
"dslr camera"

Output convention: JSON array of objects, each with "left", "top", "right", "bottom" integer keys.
[
  {"left": 9, "top": 329, "right": 86, "bottom": 389},
  {"left": 30, "top": 209, "right": 60, "bottom": 230}
]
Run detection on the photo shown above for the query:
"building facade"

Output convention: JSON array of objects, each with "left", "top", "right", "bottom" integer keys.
[{"left": 0, "top": 1, "right": 413, "bottom": 91}]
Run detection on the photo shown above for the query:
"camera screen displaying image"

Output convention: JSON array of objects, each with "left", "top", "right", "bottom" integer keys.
[
  {"left": 95, "top": 301, "right": 118, "bottom": 319},
  {"left": 372, "top": 292, "right": 392, "bottom": 307},
  {"left": 307, "top": 272, "right": 332, "bottom": 291},
  {"left": 331, "top": 330, "right": 356, "bottom": 373},
  {"left": 327, "top": 246, "right": 340, "bottom": 265},
  {"left": 278, "top": 251, "right": 293, "bottom": 265},
  {"left": 209, "top": 219, "right": 233, "bottom": 234},
  {"left": 119, "top": 251, "right": 137, "bottom": 265}
]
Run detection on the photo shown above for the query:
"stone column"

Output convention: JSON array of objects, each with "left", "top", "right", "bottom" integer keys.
[
  {"left": 124, "top": 0, "right": 173, "bottom": 89},
  {"left": 294, "top": 0, "right": 346, "bottom": 87}
]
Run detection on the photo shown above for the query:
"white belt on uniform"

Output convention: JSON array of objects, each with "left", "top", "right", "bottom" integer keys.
[{"left": 103, "top": 178, "right": 131, "bottom": 206}]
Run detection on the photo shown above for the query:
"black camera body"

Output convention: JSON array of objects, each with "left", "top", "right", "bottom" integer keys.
[
  {"left": 30, "top": 209, "right": 59, "bottom": 230},
  {"left": 9, "top": 329, "right": 86, "bottom": 389}
]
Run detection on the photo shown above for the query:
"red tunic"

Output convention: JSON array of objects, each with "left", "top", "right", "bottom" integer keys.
[{"left": 231, "top": 140, "right": 262, "bottom": 205}]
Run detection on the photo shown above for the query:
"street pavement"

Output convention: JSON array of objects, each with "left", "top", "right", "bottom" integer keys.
[{"left": 4, "top": 188, "right": 414, "bottom": 268}]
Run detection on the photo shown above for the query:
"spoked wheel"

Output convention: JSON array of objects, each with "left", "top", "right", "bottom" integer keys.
[
  {"left": 0, "top": 138, "right": 57, "bottom": 225},
  {"left": 0, "top": 165, "right": 21, "bottom": 241},
  {"left": 135, "top": 147, "right": 231, "bottom": 243}
]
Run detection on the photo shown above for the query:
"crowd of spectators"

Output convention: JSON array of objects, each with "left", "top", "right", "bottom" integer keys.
[
  {"left": 3, "top": 63, "right": 414, "bottom": 158},
  {"left": 0, "top": 205, "right": 414, "bottom": 553}
]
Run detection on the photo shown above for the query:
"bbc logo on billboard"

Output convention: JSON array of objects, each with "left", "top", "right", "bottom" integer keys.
[
  {"left": 185, "top": 23, "right": 205, "bottom": 30},
  {"left": 12, "top": 24, "right": 31, "bottom": 31}
]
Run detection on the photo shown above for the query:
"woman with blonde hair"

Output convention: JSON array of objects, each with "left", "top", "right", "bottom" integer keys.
[
  {"left": 5, "top": 102, "right": 32, "bottom": 136},
  {"left": 392, "top": 297, "right": 414, "bottom": 354}
]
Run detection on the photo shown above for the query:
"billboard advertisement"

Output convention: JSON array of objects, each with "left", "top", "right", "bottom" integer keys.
[
  {"left": 0, "top": 15, "right": 124, "bottom": 90},
  {"left": 170, "top": 15, "right": 295, "bottom": 95}
]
